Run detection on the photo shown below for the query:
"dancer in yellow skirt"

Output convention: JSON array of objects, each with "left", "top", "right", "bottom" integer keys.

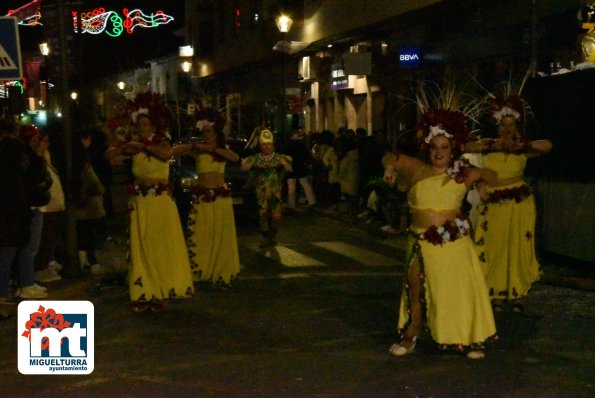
[
  {"left": 107, "top": 106, "right": 194, "bottom": 312},
  {"left": 383, "top": 104, "right": 497, "bottom": 359},
  {"left": 173, "top": 107, "right": 241, "bottom": 287},
  {"left": 466, "top": 93, "right": 552, "bottom": 312}
]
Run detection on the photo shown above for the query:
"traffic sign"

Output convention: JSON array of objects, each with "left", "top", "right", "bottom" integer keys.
[{"left": 0, "top": 17, "right": 22, "bottom": 81}]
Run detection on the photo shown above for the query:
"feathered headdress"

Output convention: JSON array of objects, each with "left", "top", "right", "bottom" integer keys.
[
  {"left": 487, "top": 66, "right": 534, "bottom": 126},
  {"left": 194, "top": 105, "right": 226, "bottom": 132},
  {"left": 412, "top": 72, "right": 485, "bottom": 154}
]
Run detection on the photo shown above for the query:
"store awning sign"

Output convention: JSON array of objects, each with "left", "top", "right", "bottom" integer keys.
[{"left": 0, "top": 17, "right": 22, "bottom": 81}]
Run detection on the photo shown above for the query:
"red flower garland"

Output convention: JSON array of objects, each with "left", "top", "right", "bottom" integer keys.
[
  {"left": 127, "top": 181, "right": 173, "bottom": 196},
  {"left": 486, "top": 185, "right": 532, "bottom": 204},
  {"left": 189, "top": 185, "right": 230, "bottom": 203},
  {"left": 418, "top": 217, "right": 471, "bottom": 246}
]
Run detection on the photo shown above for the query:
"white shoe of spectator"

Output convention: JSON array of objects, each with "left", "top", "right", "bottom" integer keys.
[
  {"left": 35, "top": 268, "right": 62, "bottom": 283},
  {"left": 357, "top": 210, "right": 370, "bottom": 219},
  {"left": 16, "top": 286, "right": 48, "bottom": 299},
  {"left": 31, "top": 283, "right": 48, "bottom": 292},
  {"left": 48, "top": 260, "right": 63, "bottom": 272},
  {"left": 380, "top": 224, "right": 397, "bottom": 233},
  {"left": 90, "top": 264, "right": 105, "bottom": 275}
]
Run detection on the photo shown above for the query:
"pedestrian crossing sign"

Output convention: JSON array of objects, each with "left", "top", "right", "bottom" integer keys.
[{"left": 0, "top": 17, "right": 22, "bottom": 81}]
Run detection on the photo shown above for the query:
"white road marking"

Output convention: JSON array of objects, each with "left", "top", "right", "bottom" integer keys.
[{"left": 312, "top": 241, "right": 397, "bottom": 267}]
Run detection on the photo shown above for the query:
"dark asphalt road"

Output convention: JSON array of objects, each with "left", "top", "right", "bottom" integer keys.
[{"left": 1, "top": 210, "right": 593, "bottom": 397}]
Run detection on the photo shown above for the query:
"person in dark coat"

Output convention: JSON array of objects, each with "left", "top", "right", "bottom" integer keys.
[
  {"left": 283, "top": 129, "right": 316, "bottom": 212},
  {"left": 0, "top": 118, "right": 33, "bottom": 303}
]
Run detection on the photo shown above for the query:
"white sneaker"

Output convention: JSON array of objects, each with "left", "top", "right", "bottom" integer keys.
[
  {"left": 357, "top": 210, "right": 369, "bottom": 219},
  {"left": 31, "top": 283, "right": 48, "bottom": 292},
  {"left": 90, "top": 264, "right": 105, "bottom": 275},
  {"left": 35, "top": 268, "right": 62, "bottom": 283},
  {"left": 48, "top": 260, "right": 63, "bottom": 272},
  {"left": 16, "top": 286, "right": 48, "bottom": 299},
  {"left": 380, "top": 224, "right": 396, "bottom": 233},
  {"left": 0, "top": 296, "right": 17, "bottom": 305}
]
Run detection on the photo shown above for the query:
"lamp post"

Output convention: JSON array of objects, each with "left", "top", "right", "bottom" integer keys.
[{"left": 276, "top": 14, "right": 293, "bottom": 145}]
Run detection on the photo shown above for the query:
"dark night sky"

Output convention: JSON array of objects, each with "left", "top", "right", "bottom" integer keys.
[{"left": 2, "top": 0, "right": 186, "bottom": 79}]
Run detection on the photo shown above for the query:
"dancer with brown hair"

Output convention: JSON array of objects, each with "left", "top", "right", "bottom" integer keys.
[
  {"left": 466, "top": 91, "right": 552, "bottom": 312},
  {"left": 384, "top": 81, "right": 497, "bottom": 360}
]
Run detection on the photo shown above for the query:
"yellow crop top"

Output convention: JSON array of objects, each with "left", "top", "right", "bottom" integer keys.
[
  {"left": 407, "top": 174, "right": 467, "bottom": 212},
  {"left": 482, "top": 152, "right": 526, "bottom": 180}
]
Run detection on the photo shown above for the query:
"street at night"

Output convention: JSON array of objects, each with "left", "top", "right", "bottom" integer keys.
[
  {"left": 1, "top": 1, "right": 595, "bottom": 397},
  {"left": 1, "top": 209, "right": 594, "bottom": 397}
]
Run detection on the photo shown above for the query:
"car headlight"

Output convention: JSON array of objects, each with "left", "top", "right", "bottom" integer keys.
[{"left": 179, "top": 176, "right": 198, "bottom": 190}]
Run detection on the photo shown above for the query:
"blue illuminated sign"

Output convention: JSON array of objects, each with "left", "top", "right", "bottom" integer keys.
[{"left": 399, "top": 46, "right": 421, "bottom": 69}]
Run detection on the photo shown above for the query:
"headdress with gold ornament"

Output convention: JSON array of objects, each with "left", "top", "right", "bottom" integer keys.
[
  {"left": 259, "top": 129, "right": 274, "bottom": 144},
  {"left": 413, "top": 72, "right": 485, "bottom": 156},
  {"left": 194, "top": 105, "right": 226, "bottom": 132}
]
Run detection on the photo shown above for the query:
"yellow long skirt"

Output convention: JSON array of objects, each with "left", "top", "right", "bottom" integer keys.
[
  {"left": 128, "top": 194, "right": 194, "bottom": 301},
  {"left": 398, "top": 234, "right": 496, "bottom": 348},
  {"left": 474, "top": 182, "right": 541, "bottom": 300},
  {"left": 188, "top": 197, "right": 240, "bottom": 285}
]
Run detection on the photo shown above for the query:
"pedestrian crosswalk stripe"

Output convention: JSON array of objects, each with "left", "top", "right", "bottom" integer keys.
[
  {"left": 260, "top": 245, "right": 326, "bottom": 267},
  {"left": 311, "top": 241, "right": 397, "bottom": 267}
]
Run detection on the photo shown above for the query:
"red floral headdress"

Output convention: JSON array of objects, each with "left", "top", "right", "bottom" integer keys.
[
  {"left": 413, "top": 74, "right": 482, "bottom": 155},
  {"left": 488, "top": 66, "right": 534, "bottom": 127},
  {"left": 417, "top": 108, "right": 470, "bottom": 154},
  {"left": 131, "top": 92, "right": 171, "bottom": 134},
  {"left": 106, "top": 92, "right": 171, "bottom": 146},
  {"left": 194, "top": 105, "right": 226, "bottom": 132}
]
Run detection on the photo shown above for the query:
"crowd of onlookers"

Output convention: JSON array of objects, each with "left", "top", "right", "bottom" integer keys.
[
  {"left": 0, "top": 116, "right": 112, "bottom": 305},
  {"left": 279, "top": 127, "right": 410, "bottom": 235}
]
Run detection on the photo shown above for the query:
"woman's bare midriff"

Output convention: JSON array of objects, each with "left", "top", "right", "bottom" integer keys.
[
  {"left": 410, "top": 208, "right": 459, "bottom": 230},
  {"left": 197, "top": 172, "right": 226, "bottom": 188}
]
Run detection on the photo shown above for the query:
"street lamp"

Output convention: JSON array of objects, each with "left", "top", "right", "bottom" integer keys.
[
  {"left": 39, "top": 42, "right": 50, "bottom": 56},
  {"left": 276, "top": 14, "right": 293, "bottom": 144},
  {"left": 181, "top": 61, "right": 193, "bottom": 73},
  {"left": 276, "top": 15, "right": 293, "bottom": 33},
  {"left": 117, "top": 81, "right": 126, "bottom": 90},
  {"left": 70, "top": 91, "right": 78, "bottom": 100},
  {"left": 179, "top": 45, "right": 194, "bottom": 73}
]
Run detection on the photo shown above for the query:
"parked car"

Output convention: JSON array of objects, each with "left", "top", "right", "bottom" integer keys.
[{"left": 170, "top": 136, "right": 257, "bottom": 230}]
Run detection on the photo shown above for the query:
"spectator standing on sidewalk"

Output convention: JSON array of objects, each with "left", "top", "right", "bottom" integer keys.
[
  {"left": 88, "top": 124, "right": 114, "bottom": 242},
  {"left": 172, "top": 106, "right": 241, "bottom": 288},
  {"left": 284, "top": 128, "right": 316, "bottom": 212},
  {"left": 34, "top": 127, "right": 65, "bottom": 283},
  {"left": 14, "top": 125, "right": 52, "bottom": 299},
  {"left": 0, "top": 119, "right": 36, "bottom": 303},
  {"left": 322, "top": 134, "right": 342, "bottom": 212},
  {"left": 311, "top": 130, "right": 334, "bottom": 206},
  {"left": 337, "top": 133, "right": 360, "bottom": 214},
  {"left": 106, "top": 97, "right": 194, "bottom": 312},
  {"left": 72, "top": 129, "right": 105, "bottom": 275},
  {"left": 242, "top": 130, "right": 292, "bottom": 248}
]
